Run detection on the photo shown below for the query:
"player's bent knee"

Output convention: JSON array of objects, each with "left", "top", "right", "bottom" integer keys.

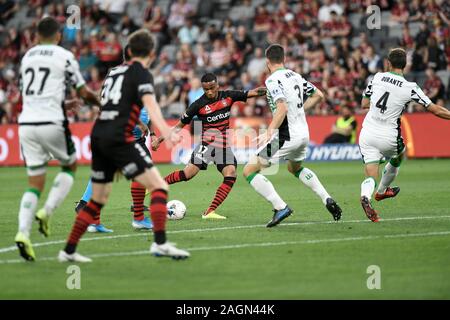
[
  {"left": 184, "top": 165, "right": 199, "bottom": 180},
  {"left": 222, "top": 166, "right": 237, "bottom": 178},
  {"left": 242, "top": 165, "right": 250, "bottom": 178},
  {"left": 243, "top": 165, "right": 256, "bottom": 178},
  {"left": 28, "top": 175, "right": 46, "bottom": 192},
  {"left": 287, "top": 165, "right": 297, "bottom": 175},
  {"left": 390, "top": 156, "right": 403, "bottom": 167},
  {"left": 69, "top": 162, "right": 77, "bottom": 172},
  {"left": 184, "top": 170, "right": 195, "bottom": 180},
  {"left": 151, "top": 180, "right": 169, "bottom": 192},
  {"left": 62, "top": 165, "right": 76, "bottom": 176},
  {"left": 227, "top": 172, "right": 237, "bottom": 178},
  {"left": 29, "top": 182, "right": 45, "bottom": 193},
  {"left": 286, "top": 160, "right": 301, "bottom": 176},
  {"left": 364, "top": 164, "right": 379, "bottom": 179}
]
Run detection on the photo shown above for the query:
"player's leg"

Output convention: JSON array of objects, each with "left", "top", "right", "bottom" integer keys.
[
  {"left": 59, "top": 182, "right": 112, "bottom": 263},
  {"left": 73, "top": 178, "right": 113, "bottom": 233},
  {"left": 59, "top": 139, "right": 116, "bottom": 262},
  {"left": 15, "top": 125, "right": 48, "bottom": 261},
  {"left": 203, "top": 164, "right": 236, "bottom": 219},
  {"left": 134, "top": 167, "right": 168, "bottom": 243},
  {"left": 43, "top": 163, "right": 77, "bottom": 220},
  {"left": 134, "top": 167, "right": 189, "bottom": 259},
  {"left": 203, "top": 147, "right": 238, "bottom": 219},
  {"left": 130, "top": 139, "right": 153, "bottom": 230},
  {"left": 119, "top": 141, "right": 188, "bottom": 259},
  {"left": 130, "top": 180, "right": 146, "bottom": 222},
  {"left": 16, "top": 173, "right": 46, "bottom": 261},
  {"left": 130, "top": 180, "right": 153, "bottom": 230},
  {"left": 243, "top": 152, "right": 292, "bottom": 228},
  {"left": 287, "top": 160, "right": 342, "bottom": 221},
  {"left": 75, "top": 179, "right": 92, "bottom": 213},
  {"left": 375, "top": 151, "right": 404, "bottom": 201},
  {"left": 35, "top": 163, "right": 76, "bottom": 238},
  {"left": 164, "top": 144, "right": 205, "bottom": 184},
  {"left": 359, "top": 131, "right": 384, "bottom": 222},
  {"left": 35, "top": 123, "right": 78, "bottom": 236},
  {"left": 165, "top": 162, "right": 200, "bottom": 184},
  {"left": 130, "top": 182, "right": 149, "bottom": 214},
  {"left": 360, "top": 163, "right": 380, "bottom": 222}
]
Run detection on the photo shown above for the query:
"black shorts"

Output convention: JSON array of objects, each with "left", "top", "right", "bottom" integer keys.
[
  {"left": 91, "top": 136, "right": 153, "bottom": 183},
  {"left": 189, "top": 143, "right": 237, "bottom": 172}
]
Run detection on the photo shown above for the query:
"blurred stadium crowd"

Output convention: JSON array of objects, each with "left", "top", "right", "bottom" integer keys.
[{"left": 0, "top": 0, "right": 449, "bottom": 124}]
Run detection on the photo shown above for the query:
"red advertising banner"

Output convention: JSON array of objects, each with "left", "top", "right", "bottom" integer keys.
[{"left": 1, "top": 114, "right": 449, "bottom": 166}]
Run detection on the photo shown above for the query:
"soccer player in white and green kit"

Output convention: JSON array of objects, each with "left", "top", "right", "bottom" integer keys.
[
  {"left": 15, "top": 17, "right": 100, "bottom": 261},
  {"left": 243, "top": 44, "right": 342, "bottom": 227},
  {"left": 359, "top": 48, "right": 450, "bottom": 222}
]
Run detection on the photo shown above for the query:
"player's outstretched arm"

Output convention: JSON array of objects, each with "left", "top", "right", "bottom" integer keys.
[
  {"left": 77, "top": 85, "right": 101, "bottom": 107},
  {"left": 152, "top": 121, "right": 186, "bottom": 150},
  {"left": 427, "top": 103, "right": 450, "bottom": 120},
  {"left": 247, "top": 87, "right": 267, "bottom": 98},
  {"left": 303, "top": 89, "right": 325, "bottom": 111},
  {"left": 142, "top": 94, "right": 180, "bottom": 147}
]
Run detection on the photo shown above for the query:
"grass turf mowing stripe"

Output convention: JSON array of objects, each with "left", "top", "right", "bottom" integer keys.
[
  {"left": 1, "top": 214, "right": 450, "bottom": 254},
  {"left": 1, "top": 230, "right": 449, "bottom": 264}
]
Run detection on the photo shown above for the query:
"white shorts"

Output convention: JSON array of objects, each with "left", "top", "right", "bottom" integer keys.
[
  {"left": 359, "top": 128, "right": 405, "bottom": 164},
  {"left": 19, "top": 123, "right": 76, "bottom": 176},
  {"left": 257, "top": 136, "right": 309, "bottom": 164}
]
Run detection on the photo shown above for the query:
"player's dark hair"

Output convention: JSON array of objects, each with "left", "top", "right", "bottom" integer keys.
[
  {"left": 128, "top": 29, "right": 154, "bottom": 58},
  {"left": 37, "top": 17, "right": 60, "bottom": 39},
  {"left": 265, "top": 44, "right": 285, "bottom": 64},
  {"left": 201, "top": 73, "right": 217, "bottom": 83},
  {"left": 388, "top": 48, "right": 407, "bottom": 69},
  {"left": 123, "top": 44, "right": 131, "bottom": 62}
]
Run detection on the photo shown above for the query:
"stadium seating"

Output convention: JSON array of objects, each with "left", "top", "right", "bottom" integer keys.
[{"left": 0, "top": 0, "right": 449, "bottom": 124}]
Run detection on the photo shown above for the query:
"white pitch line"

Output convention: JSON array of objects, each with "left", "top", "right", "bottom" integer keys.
[
  {"left": 188, "top": 231, "right": 450, "bottom": 250},
  {"left": 1, "top": 230, "right": 449, "bottom": 264},
  {"left": 0, "top": 214, "right": 450, "bottom": 254}
]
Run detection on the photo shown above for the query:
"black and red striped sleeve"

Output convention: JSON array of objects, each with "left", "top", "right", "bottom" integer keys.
[{"left": 181, "top": 99, "right": 202, "bottom": 125}]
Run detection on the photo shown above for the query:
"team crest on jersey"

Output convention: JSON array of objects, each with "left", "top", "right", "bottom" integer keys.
[
  {"left": 222, "top": 100, "right": 228, "bottom": 107},
  {"left": 205, "top": 105, "right": 212, "bottom": 113}
]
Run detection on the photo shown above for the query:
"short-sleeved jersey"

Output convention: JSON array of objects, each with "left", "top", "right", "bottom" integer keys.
[
  {"left": 265, "top": 68, "right": 316, "bottom": 141},
  {"left": 362, "top": 72, "right": 432, "bottom": 133},
  {"left": 19, "top": 44, "right": 85, "bottom": 123},
  {"left": 180, "top": 90, "right": 248, "bottom": 147},
  {"left": 92, "top": 61, "right": 155, "bottom": 144}
]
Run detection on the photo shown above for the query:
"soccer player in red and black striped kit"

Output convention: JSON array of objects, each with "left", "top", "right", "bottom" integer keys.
[
  {"left": 153, "top": 73, "right": 266, "bottom": 219},
  {"left": 59, "top": 30, "right": 189, "bottom": 262}
]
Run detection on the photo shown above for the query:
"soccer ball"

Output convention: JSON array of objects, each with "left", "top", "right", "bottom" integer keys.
[{"left": 167, "top": 200, "right": 186, "bottom": 220}]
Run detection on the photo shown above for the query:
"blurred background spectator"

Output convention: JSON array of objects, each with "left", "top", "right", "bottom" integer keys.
[{"left": 323, "top": 105, "right": 357, "bottom": 144}]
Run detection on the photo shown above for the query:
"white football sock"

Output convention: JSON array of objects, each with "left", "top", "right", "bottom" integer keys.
[
  {"left": 377, "top": 163, "right": 399, "bottom": 194},
  {"left": 18, "top": 190, "right": 39, "bottom": 238},
  {"left": 249, "top": 173, "right": 287, "bottom": 210},
  {"left": 361, "top": 177, "right": 376, "bottom": 199},
  {"left": 44, "top": 172, "right": 74, "bottom": 216},
  {"left": 298, "top": 168, "right": 331, "bottom": 205}
]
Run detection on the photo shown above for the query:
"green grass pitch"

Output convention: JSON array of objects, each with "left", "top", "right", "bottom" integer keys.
[{"left": 0, "top": 160, "right": 449, "bottom": 299}]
